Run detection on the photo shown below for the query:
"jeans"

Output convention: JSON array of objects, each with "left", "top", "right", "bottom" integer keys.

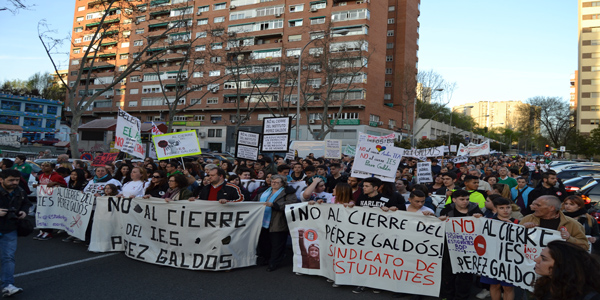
[{"left": 0, "top": 231, "right": 18, "bottom": 288}]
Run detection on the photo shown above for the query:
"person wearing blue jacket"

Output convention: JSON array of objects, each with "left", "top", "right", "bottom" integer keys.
[{"left": 511, "top": 177, "right": 534, "bottom": 214}]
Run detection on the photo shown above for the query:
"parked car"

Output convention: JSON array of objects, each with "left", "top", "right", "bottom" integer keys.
[
  {"left": 563, "top": 176, "right": 596, "bottom": 194},
  {"left": 31, "top": 138, "right": 61, "bottom": 146},
  {"left": 556, "top": 167, "right": 600, "bottom": 180},
  {"left": 211, "top": 153, "right": 235, "bottom": 163},
  {"left": 579, "top": 179, "right": 600, "bottom": 224},
  {"left": 554, "top": 162, "right": 600, "bottom": 173}
]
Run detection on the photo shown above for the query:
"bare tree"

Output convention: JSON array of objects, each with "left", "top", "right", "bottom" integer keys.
[
  {"left": 519, "top": 96, "right": 574, "bottom": 147},
  {"left": 0, "top": 0, "right": 31, "bottom": 14},
  {"left": 39, "top": 0, "right": 202, "bottom": 156},
  {"left": 299, "top": 36, "right": 372, "bottom": 140}
]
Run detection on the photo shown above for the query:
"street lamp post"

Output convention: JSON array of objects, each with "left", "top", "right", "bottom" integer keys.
[
  {"left": 448, "top": 105, "right": 473, "bottom": 149},
  {"left": 295, "top": 29, "right": 349, "bottom": 141}
]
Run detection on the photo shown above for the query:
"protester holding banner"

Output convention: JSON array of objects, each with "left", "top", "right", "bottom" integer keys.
[
  {"left": 193, "top": 168, "right": 243, "bottom": 203},
  {"left": 521, "top": 195, "right": 589, "bottom": 250},
  {"left": 162, "top": 173, "right": 192, "bottom": 202},
  {"left": 68, "top": 169, "right": 87, "bottom": 191},
  {"left": 0, "top": 169, "right": 32, "bottom": 297},
  {"left": 256, "top": 175, "right": 299, "bottom": 271},
  {"left": 83, "top": 166, "right": 122, "bottom": 196},
  {"left": 533, "top": 241, "right": 600, "bottom": 300},
  {"left": 330, "top": 182, "right": 354, "bottom": 205},
  {"left": 405, "top": 190, "right": 434, "bottom": 215},
  {"left": 118, "top": 167, "right": 148, "bottom": 198},
  {"left": 113, "top": 164, "right": 132, "bottom": 185},
  {"left": 143, "top": 170, "right": 168, "bottom": 198},
  {"left": 301, "top": 177, "right": 332, "bottom": 203}
]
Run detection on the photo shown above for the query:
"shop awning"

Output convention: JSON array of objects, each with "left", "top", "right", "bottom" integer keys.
[{"left": 148, "top": 22, "right": 169, "bottom": 28}]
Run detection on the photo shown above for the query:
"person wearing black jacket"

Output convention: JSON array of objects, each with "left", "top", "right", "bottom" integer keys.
[
  {"left": 192, "top": 168, "right": 244, "bottom": 202},
  {"left": 144, "top": 170, "right": 169, "bottom": 198},
  {"left": 355, "top": 177, "right": 403, "bottom": 209},
  {"left": 527, "top": 171, "right": 567, "bottom": 213},
  {"left": 0, "top": 169, "right": 32, "bottom": 297}
]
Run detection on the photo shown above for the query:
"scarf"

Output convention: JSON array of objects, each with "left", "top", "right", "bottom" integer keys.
[
  {"left": 93, "top": 174, "right": 112, "bottom": 183},
  {"left": 259, "top": 187, "right": 284, "bottom": 229},
  {"left": 163, "top": 187, "right": 181, "bottom": 200},
  {"left": 564, "top": 208, "right": 587, "bottom": 219}
]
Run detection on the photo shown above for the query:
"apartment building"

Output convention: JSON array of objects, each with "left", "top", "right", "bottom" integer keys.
[
  {"left": 67, "top": 0, "right": 420, "bottom": 152},
  {"left": 0, "top": 93, "right": 63, "bottom": 142},
  {"left": 578, "top": 0, "right": 600, "bottom": 135},
  {"left": 453, "top": 100, "right": 534, "bottom": 132}
]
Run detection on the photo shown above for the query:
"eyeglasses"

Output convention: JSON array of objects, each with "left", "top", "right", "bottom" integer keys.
[
  {"left": 271, "top": 181, "right": 283, "bottom": 185},
  {"left": 153, "top": 176, "right": 162, "bottom": 179}
]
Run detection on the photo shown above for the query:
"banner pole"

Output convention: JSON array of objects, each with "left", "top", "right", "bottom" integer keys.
[{"left": 180, "top": 156, "right": 185, "bottom": 168}]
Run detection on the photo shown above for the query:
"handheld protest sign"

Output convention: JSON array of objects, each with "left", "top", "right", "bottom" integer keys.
[
  {"left": 236, "top": 130, "right": 261, "bottom": 160},
  {"left": 152, "top": 130, "right": 202, "bottom": 160},
  {"left": 261, "top": 117, "right": 291, "bottom": 152},
  {"left": 92, "top": 153, "right": 118, "bottom": 167},
  {"left": 115, "top": 108, "right": 145, "bottom": 159}
]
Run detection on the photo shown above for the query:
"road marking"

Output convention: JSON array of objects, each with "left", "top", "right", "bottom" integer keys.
[{"left": 15, "top": 253, "right": 118, "bottom": 278}]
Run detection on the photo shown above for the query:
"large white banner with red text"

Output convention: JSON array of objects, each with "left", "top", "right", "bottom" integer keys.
[
  {"left": 445, "top": 217, "right": 562, "bottom": 291},
  {"left": 286, "top": 203, "right": 444, "bottom": 296}
]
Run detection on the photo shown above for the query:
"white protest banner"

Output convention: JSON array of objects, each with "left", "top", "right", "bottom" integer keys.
[
  {"left": 90, "top": 198, "right": 265, "bottom": 271},
  {"left": 115, "top": 108, "right": 145, "bottom": 159},
  {"left": 352, "top": 142, "right": 402, "bottom": 180},
  {"left": 343, "top": 145, "right": 356, "bottom": 156},
  {"left": 152, "top": 130, "right": 202, "bottom": 160},
  {"left": 325, "top": 139, "right": 342, "bottom": 159},
  {"left": 240, "top": 179, "right": 265, "bottom": 193},
  {"left": 401, "top": 146, "right": 445, "bottom": 158},
  {"left": 456, "top": 141, "right": 490, "bottom": 157},
  {"left": 445, "top": 217, "right": 562, "bottom": 291},
  {"left": 286, "top": 203, "right": 444, "bottom": 296},
  {"left": 288, "top": 181, "right": 307, "bottom": 201},
  {"left": 236, "top": 145, "right": 259, "bottom": 161},
  {"left": 36, "top": 186, "right": 95, "bottom": 240},
  {"left": 148, "top": 122, "right": 164, "bottom": 159},
  {"left": 443, "top": 146, "right": 449, "bottom": 153},
  {"left": 350, "top": 169, "right": 396, "bottom": 183},
  {"left": 448, "top": 156, "right": 469, "bottom": 164},
  {"left": 261, "top": 134, "right": 289, "bottom": 152},
  {"left": 358, "top": 132, "right": 395, "bottom": 147},
  {"left": 416, "top": 162, "right": 433, "bottom": 183}
]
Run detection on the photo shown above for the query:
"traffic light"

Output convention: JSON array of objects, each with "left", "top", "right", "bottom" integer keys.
[{"left": 545, "top": 144, "right": 550, "bottom": 151}]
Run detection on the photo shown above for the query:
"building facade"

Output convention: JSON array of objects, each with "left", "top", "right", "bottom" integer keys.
[
  {"left": 578, "top": 0, "right": 600, "bottom": 135},
  {"left": 453, "top": 100, "right": 531, "bottom": 131},
  {"left": 66, "top": 0, "right": 420, "bottom": 152},
  {"left": 0, "top": 93, "right": 63, "bottom": 141}
]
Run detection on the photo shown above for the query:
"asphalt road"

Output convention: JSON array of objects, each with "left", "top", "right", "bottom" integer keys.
[{"left": 10, "top": 225, "right": 485, "bottom": 300}]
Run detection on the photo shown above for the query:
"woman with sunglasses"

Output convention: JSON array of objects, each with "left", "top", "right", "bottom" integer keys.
[{"left": 143, "top": 170, "right": 169, "bottom": 198}]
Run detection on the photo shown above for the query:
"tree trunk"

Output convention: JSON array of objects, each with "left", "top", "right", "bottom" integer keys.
[{"left": 69, "top": 113, "right": 81, "bottom": 158}]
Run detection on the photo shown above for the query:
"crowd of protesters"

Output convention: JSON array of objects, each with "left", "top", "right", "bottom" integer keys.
[{"left": 1, "top": 151, "right": 600, "bottom": 299}]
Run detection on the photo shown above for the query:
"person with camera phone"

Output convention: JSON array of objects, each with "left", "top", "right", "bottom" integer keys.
[{"left": 0, "top": 169, "right": 32, "bottom": 297}]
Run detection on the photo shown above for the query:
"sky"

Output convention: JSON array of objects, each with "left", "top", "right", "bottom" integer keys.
[
  {"left": 0, "top": 0, "right": 578, "bottom": 107},
  {"left": 418, "top": 0, "right": 578, "bottom": 107}
]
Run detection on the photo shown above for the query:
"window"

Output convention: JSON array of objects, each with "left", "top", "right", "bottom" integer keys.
[
  {"left": 130, "top": 89, "right": 139, "bottom": 94},
  {"left": 310, "top": 2, "right": 326, "bottom": 9},
  {"left": 369, "top": 114, "right": 380, "bottom": 122},
  {"left": 208, "top": 129, "right": 223, "bottom": 137},
  {"left": 288, "top": 19, "right": 303, "bottom": 27},
  {"left": 142, "top": 85, "right": 162, "bottom": 93},
  {"left": 212, "top": 29, "right": 224, "bottom": 36},
  {"left": 198, "top": 5, "right": 209, "bottom": 12},
  {"left": 71, "top": 60, "right": 79, "bottom": 65},
  {"left": 388, "top": 6, "right": 395, "bottom": 11},
  {"left": 75, "top": 38, "right": 82, "bottom": 43},
  {"left": 288, "top": 34, "right": 302, "bottom": 42},
  {"left": 171, "top": 6, "right": 193, "bottom": 17},
  {"left": 331, "top": 9, "right": 369, "bottom": 22},
  {"left": 591, "top": 119, "right": 600, "bottom": 125},
  {"left": 119, "top": 65, "right": 126, "bottom": 71},
  {"left": 210, "top": 56, "right": 222, "bottom": 63},
  {"left": 385, "top": 68, "right": 392, "bottom": 74},
  {"left": 289, "top": 4, "right": 304, "bottom": 12},
  {"left": 197, "top": 18, "right": 208, "bottom": 25},
  {"left": 194, "top": 115, "right": 205, "bottom": 121},
  {"left": 83, "top": 35, "right": 93, "bottom": 42},
  {"left": 386, "top": 55, "right": 393, "bottom": 62},
  {"left": 136, "top": 28, "right": 144, "bottom": 34},
  {"left": 310, "top": 32, "right": 325, "bottom": 40},
  {"left": 384, "top": 94, "right": 391, "bottom": 100},
  {"left": 136, "top": 16, "right": 146, "bottom": 22},
  {"left": 385, "top": 81, "right": 392, "bottom": 87},
  {"left": 74, "top": 27, "right": 83, "bottom": 33},
  {"left": 195, "top": 58, "right": 205, "bottom": 64},
  {"left": 386, "top": 43, "right": 394, "bottom": 49},
  {"left": 214, "top": 2, "right": 226, "bottom": 10},
  {"left": 25, "top": 103, "right": 44, "bottom": 113},
  {"left": 192, "top": 72, "right": 203, "bottom": 78},
  {"left": 210, "top": 115, "right": 222, "bottom": 121},
  {"left": 591, "top": 105, "right": 600, "bottom": 111},
  {"left": 73, "top": 48, "right": 81, "bottom": 54},
  {"left": 120, "top": 54, "right": 129, "bottom": 59},
  {"left": 387, "top": 18, "right": 395, "bottom": 24},
  {"left": 128, "top": 101, "right": 138, "bottom": 107},
  {"left": 286, "top": 48, "right": 301, "bottom": 56},
  {"left": 311, "top": 17, "right": 325, "bottom": 25},
  {"left": 387, "top": 30, "right": 394, "bottom": 36},
  {"left": 76, "top": 17, "right": 84, "bottom": 22},
  {"left": 207, "top": 98, "right": 218, "bottom": 104},
  {"left": 121, "top": 42, "right": 129, "bottom": 48},
  {"left": 78, "top": 6, "right": 85, "bottom": 11},
  {"left": 209, "top": 70, "right": 221, "bottom": 76},
  {"left": 133, "top": 40, "right": 143, "bottom": 46},
  {"left": 214, "top": 16, "right": 225, "bottom": 23}
]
